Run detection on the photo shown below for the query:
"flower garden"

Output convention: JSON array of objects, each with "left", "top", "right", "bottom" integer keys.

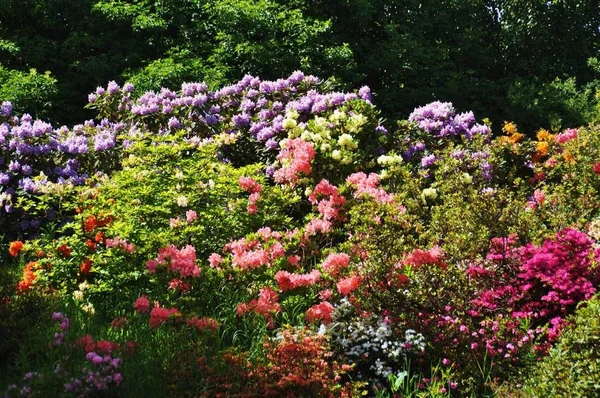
[{"left": 1, "top": 71, "right": 600, "bottom": 397}]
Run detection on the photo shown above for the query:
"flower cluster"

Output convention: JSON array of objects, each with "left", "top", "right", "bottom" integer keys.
[
  {"left": 238, "top": 176, "right": 262, "bottom": 214},
  {"left": 274, "top": 269, "right": 321, "bottom": 292},
  {"left": 236, "top": 286, "right": 281, "bottom": 326},
  {"left": 273, "top": 138, "right": 315, "bottom": 185},
  {"left": 146, "top": 244, "right": 199, "bottom": 278},
  {"left": 346, "top": 172, "right": 395, "bottom": 204},
  {"left": 327, "top": 300, "right": 426, "bottom": 381},
  {"left": 104, "top": 236, "right": 135, "bottom": 253},
  {"left": 408, "top": 101, "right": 490, "bottom": 139}
]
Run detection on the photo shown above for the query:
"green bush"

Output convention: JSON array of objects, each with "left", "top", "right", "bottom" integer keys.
[{"left": 523, "top": 296, "right": 600, "bottom": 397}]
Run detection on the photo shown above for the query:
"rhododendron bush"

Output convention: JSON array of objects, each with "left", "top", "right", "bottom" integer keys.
[{"left": 3, "top": 72, "right": 600, "bottom": 396}]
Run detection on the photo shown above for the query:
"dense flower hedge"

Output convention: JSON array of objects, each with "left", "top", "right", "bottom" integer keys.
[{"left": 2, "top": 72, "right": 600, "bottom": 397}]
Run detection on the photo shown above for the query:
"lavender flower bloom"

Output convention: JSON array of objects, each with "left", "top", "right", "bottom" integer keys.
[
  {"left": 288, "top": 70, "right": 304, "bottom": 84},
  {"left": 95, "top": 86, "right": 106, "bottom": 96},
  {"left": 265, "top": 138, "right": 279, "bottom": 150},
  {"left": 167, "top": 117, "right": 182, "bottom": 129},
  {"left": 232, "top": 113, "right": 251, "bottom": 128},
  {"left": 107, "top": 81, "right": 120, "bottom": 95},
  {"left": 123, "top": 82, "right": 134, "bottom": 93},
  {"left": 375, "top": 125, "right": 388, "bottom": 135},
  {"left": 0, "top": 101, "right": 13, "bottom": 116},
  {"left": 93, "top": 132, "right": 116, "bottom": 151},
  {"left": 421, "top": 154, "right": 436, "bottom": 168},
  {"left": 0, "top": 173, "right": 10, "bottom": 184},
  {"left": 8, "top": 160, "right": 20, "bottom": 172},
  {"left": 358, "top": 86, "right": 372, "bottom": 102}
]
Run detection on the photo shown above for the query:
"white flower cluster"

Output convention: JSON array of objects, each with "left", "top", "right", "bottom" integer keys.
[{"left": 326, "top": 300, "right": 426, "bottom": 380}]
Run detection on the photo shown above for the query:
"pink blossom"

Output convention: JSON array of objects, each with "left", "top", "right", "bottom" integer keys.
[
  {"left": 337, "top": 275, "right": 361, "bottom": 296},
  {"left": 273, "top": 139, "right": 315, "bottom": 185},
  {"left": 134, "top": 296, "right": 150, "bottom": 314},
  {"left": 185, "top": 210, "right": 198, "bottom": 223},
  {"left": 274, "top": 269, "right": 321, "bottom": 291},
  {"left": 321, "top": 253, "right": 350, "bottom": 275},
  {"left": 305, "top": 301, "right": 334, "bottom": 325},
  {"left": 208, "top": 253, "right": 223, "bottom": 268},
  {"left": 346, "top": 172, "right": 395, "bottom": 204}
]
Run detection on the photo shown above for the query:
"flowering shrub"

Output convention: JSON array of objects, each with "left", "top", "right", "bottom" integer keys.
[{"left": 5, "top": 72, "right": 600, "bottom": 397}]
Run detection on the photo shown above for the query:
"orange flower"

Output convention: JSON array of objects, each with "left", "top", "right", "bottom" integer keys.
[
  {"left": 9, "top": 241, "right": 24, "bottom": 257},
  {"left": 502, "top": 122, "right": 518, "bottom": 135},
  {"left": 536, "top": 129, "right": 553, "bottom": 142},
  {"left": 16, "top": 261, "right": 37, "bottom": 294},
  {"left": 564, "top": 151, "right": 575, "bottom": 164},
  {"left": 536, "top": 141, "right": 549, "bottom": 157}
]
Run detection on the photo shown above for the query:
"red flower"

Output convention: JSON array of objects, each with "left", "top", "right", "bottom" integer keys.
[
  {"left": 86, "top": 239, "right": 96, "bottom": 251},
  {"left": 83, "top": 215, "right": 97, "bottom": 233},
  {"left": 56, "top": 244, "right": 71, "bottom": 257},
  {"left": 94, "top": 232, "right": 104, "bottom": 243},
  {"left": 9, "top": 241, "right": 24, "bottom": 257},
  {"left": 593, "top": 162, "right": 600, "bottom": 174},
  {"left": 79, "top": 258, "right": 92, "bottom": 274}
]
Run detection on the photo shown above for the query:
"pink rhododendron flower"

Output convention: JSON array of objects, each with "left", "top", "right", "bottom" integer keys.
[
  {"left": 186, "top": 316, "right": 220, "bottom": 332},
  {"left": 274, "top": 269, "right": 321, "bottom": 291},
  {"left": 321, "top": 253, "right": 350, "bottom": 275},
  {"left": 273, "top": 138, "right": 315, "bottom": 185},
  {"left": 105, "top": 237, "right": 135, "bottom": 253},
  {"left": 208, "top": 253, "right": 223, "bottom": 268},
  {"left": 305, "top": 301, "right": 334, "bottom": 324},
  {"left": 404, "top": 246, "right": 447, "bottom": 269},
  {"left": 134, "top": 296, "right": 150, "bottom": 314},
  {"left": 185, "top": 210, "right": 198, "bottom": 223},
  {"left": 346, "top": 172, "right": 395, "bottom": 203},
  {"left": 554, "top": 128, "right": 578, "bottom": 144},
  {"left": 336, "top": 275, "right": 361, "bottom": 296},
  {"left": 149, "top": 245, "right": 200, "bottom": 278},
  {"left": 149, "top": 306, "right": 180, "bottom": 328}
]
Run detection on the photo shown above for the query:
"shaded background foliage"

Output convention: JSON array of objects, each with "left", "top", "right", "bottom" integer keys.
[{"left": 0, "top": 0, "right": 599, "bottom": 131}]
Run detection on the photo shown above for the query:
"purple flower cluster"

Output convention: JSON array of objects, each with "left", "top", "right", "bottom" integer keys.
[
  {"left": 62, "top": 352, "right": 122, "bottom": 393},
  {"left": 91, "top": 71, "right": 380, "bottom": 156},
  {"left": 0, "top": 107, "right": 123, "bottom": 230},
  {"left": 409, "top": 101, "right": 490, "bottom": 139},
  {"left": 52, "top": 312, "right": 70, "bottom": 346}
]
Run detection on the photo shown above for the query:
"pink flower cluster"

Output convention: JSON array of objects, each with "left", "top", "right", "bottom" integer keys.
[
  {"left": 273, "top": 138, "right": 315, "bottom": 185},
  {"left": 149, "top": 306, "right": 181, "bottom": 328},
  {"left": 223, "top": 235, "right": 285, "bottom": 270},
  {"left": 236, "top": 287, "right": 281, "bottom": 326},
  {"left": 146, "top": 244, "right": 200, "bottom": 278},
  {"left": 169, "top": 210, "right": 198, "bottom": 228},
  {"left": 239, "top": 177, "right": 263, "bottom": 214},
  {"left": 309, "top": 180, "right": 346, "bottom": 221},
  {"left": 404, "top": 246, "right": 447, "bottom": 270},
  {"left": 346, "top": 172, "right": 395, "bottom": 204},
  {"left": 336, "top": 275, "right": 361, "bottom": 296},
  {"left": 305, "top": 301, "right": 334, "bottom": 325},
  {"left": 554, "top": 128, "right": 578, "bottom": 144},
  {"left": 472, "top": 228, "right": 600, "bottom": 342},
  {"left": 321, "top": 252, "right": 350, "bottom": 276},
  {"left": 304, "top": 180, "right": 346, "bottom": 238},
  {"left": 186, "top": 316, "right": 220, "bottom": 332},
  {"left": 104, "top": 237, "right": 135, "bottom": 253},
  {"left": 133, "top": 295, "right": 151, "bottom": 314},
  {"left": 274, "top": 269, "right": 321, "bottom": 291}
]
